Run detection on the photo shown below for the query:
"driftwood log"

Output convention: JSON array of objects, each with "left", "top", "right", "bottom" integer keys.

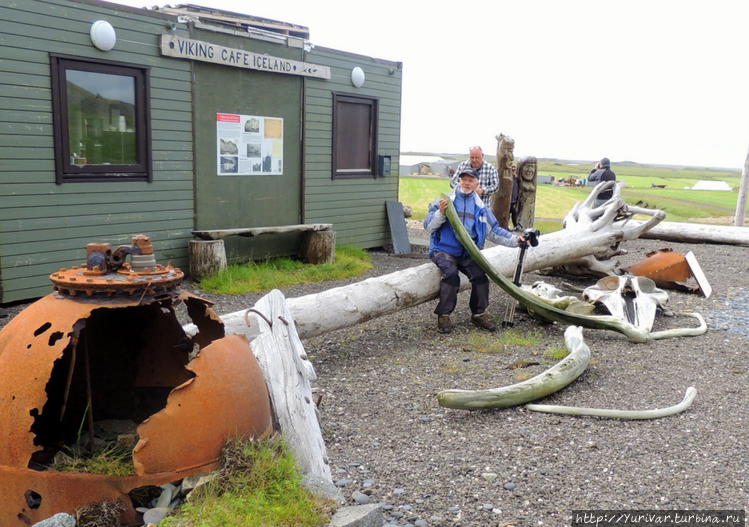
[
  {"left": 551, "top": 181, "right": 666, "bottom": 276},
  {"left": 618, "top": 220, "right": 749, "bottom": 246},
  {"left": 202, "top": 183, "right": 676, "bottom": 340},
  {"left": 246, "top": 290, "right": 334, "bottom": 493},
  {"left": 188, "top": 239, "right": 227, "bottom": 281}
]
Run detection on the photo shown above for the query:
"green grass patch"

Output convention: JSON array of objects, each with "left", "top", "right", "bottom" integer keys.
[
  {"left": 533, "top": 218, "right": 564, "bottom": 234},
  {"left": 162, "top": 437, "right": 332, "bottom": 527},
  {"left": 543, "top": 346, "right": 570, "bottom": 361},
  {"left": 465, "top": 332, "right": 507, "bottom": 354},
  {"left": 53, "top": 442, "right": 134, "bottom": 477},
  {"left": 440, "top": 360, "right": 466, "bottom": 373},
  {"left": 399, "top": 177, "right": 450, "bottom": 221},
  {"left": 461, "top": 328, "right": 542, "bottom": 354},
  {"left": 399, "top": 159, "right": 745, "bottom": 225},
  {"left": 199, "top": 246, "right": 372, "bottom": 294},
  {"left": 498, "top": 328, "right": 543, "bottom": 347}
]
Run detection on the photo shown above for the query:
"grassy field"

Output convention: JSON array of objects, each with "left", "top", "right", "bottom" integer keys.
[{"left": 399, "top": 160, "right": 746, "bottom": 225}]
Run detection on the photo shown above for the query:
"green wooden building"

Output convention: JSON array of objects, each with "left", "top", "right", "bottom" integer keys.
[{"left": 0, "top": 0, "right": 402, "bottom": 303}]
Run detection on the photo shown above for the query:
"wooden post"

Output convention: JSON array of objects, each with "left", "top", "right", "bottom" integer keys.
[
  {"left": 493, "top": 133, "right": 515, "bottom": 229},
  {"left": 301, "top": 230, "right": 335, "bottom": 264},
  {"left": 188, "top": 239, "right": 227, "bottom": 281},
  {"left": 735, "top": 145, "right": 749, "bottom": 226}
]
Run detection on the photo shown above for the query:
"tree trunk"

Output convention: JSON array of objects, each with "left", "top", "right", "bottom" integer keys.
[
  {"left": 301, "top": 230, "right": 336, "bottom": 264},
  {"left": 735, "top": 145, "right": 749, "bottom": 226},
  {"left": 622, "top": 220, "right": 749, "bottom": 246},
  {"left": 492, "top": 133, "right": 515, "bottom": 229},
  {"left": 188, "top": 239, "right": 227, "bottom": 281}
]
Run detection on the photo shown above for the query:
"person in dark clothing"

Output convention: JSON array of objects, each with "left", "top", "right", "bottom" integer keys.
[
  {"left": 587, "top": 157, "right": 616, "bottom": 206},
  {"left": 424, "top": 168, "right": 525, "bottom": 334}
]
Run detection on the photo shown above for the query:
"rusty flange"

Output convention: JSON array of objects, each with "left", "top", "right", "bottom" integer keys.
[
  {"left": 49, "top": 235, "right": 184, "bottom": 297},
  {"left": 49, "top": 265, "right": 184, "bottom": 297}
]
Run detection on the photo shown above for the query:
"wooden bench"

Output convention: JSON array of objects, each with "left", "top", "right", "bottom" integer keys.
[{"left": 188, "top": 223, "right": 335, "bottom": 280}]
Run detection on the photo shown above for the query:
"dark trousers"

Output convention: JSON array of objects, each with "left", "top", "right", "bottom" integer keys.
[{"left": 429, "top": 251, "right": 489, "bottom": 316}]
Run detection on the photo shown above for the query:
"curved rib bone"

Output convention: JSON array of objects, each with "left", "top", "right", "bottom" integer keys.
[
  {"left": 525, "top": 386, "right": 697, "bottom": 419},
  {"left": 437, "top": 326, "right": 590, "bottom": 410}
]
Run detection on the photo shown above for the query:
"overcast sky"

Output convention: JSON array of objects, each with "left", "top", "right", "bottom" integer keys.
[{"left": 112, "top": 0, "right": 749, "bottom": 169}]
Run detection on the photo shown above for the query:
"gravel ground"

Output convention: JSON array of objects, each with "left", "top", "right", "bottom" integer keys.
[
  {"left": 299, "top": 237, "right": 749, "bottom": 527},
  {"left": 1, "top": 234, "right": 747, "bottom": 527}
]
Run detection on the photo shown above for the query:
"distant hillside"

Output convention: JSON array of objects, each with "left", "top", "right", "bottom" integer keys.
[{"left": 401, "top": 152, "right": 739, "bottom": 173}]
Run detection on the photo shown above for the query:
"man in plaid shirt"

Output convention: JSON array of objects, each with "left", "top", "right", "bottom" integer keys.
[{"left": 449, "top": 146, "right": 499, "bottom": 200}]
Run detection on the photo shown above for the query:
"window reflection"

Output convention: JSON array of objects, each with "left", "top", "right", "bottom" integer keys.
[{"left": 66, "top": 70, "right": 136, "bottom": 166}]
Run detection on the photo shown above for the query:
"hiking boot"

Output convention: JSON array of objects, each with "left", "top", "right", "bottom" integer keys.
[
  {"left": 471, "top": 312, "right": 497, "bottom": 332},
  {"left": 437, "top": 314, "right": 453, "bottom": 334}
]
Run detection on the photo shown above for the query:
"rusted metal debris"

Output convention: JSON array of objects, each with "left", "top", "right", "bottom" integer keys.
[
  {"left": 50, "top": 235, "right": 184, "bottom": 298},
  {"left": 0, "top": 236, "right": 273, "bottom": 525},
  {"left": 624, "top": 248, "right": 712, "bottom": 298}
]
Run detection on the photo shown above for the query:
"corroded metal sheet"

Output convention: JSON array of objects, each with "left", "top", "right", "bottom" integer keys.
[
  {"left": 0, "top": 294, "right": 144, "bottom": 467},
  {"left": 0, "top": 464, "right": 212, "bottom": 525},
  {"left": 625, "top": 248, "right": 692, "bottom": 284},
  {"left": 133, "top": 334, "right": 273, "bottom": 475},
  {"left": 625, "top": 248, "right": 711, "bottom": 297},
  {"left": 0, "top": 289, "right": 273, "bottom": 524}
]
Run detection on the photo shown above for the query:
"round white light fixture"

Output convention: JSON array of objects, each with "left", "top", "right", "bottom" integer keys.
[
  {"left": 351, "top": 66, "right": 365, "bottom": 88},
  {"left": 90, "top": 20, "right": 117, "bottom": 51}
]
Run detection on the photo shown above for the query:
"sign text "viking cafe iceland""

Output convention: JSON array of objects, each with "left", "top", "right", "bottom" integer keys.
[{"left": 160, "top": 35, "right": 331, "bottom": 79}]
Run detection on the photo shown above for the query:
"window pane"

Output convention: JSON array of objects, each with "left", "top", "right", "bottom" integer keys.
[
  {"left": 66, "top": 70, "right": 137, "bottom": 166},
  {"left": 336, "top": 100, "right": 372, "bottom": 171}
]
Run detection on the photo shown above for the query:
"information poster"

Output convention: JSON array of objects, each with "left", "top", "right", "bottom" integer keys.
[{"left": 216, "top": 113, "right": 283, "bottom": 176}]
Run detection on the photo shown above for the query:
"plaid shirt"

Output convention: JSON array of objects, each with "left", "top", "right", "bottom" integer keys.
[{"left": 450, "top": 160, "right": 499, "bottom": 198}]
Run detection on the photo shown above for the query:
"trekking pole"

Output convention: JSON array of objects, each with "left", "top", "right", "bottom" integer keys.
[{"left": 502, "top": 229, "right": 540, "bottom": 328}]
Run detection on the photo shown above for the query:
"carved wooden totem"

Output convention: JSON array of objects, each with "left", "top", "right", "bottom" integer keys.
[
  {"left": 516, "top": 156, "right": 538, "bottom": 229},
  {"left": 492, "top": 133, "right": 515, "bottom": 229}
]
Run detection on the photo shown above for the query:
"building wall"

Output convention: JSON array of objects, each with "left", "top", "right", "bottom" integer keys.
[
  {"left": 302, "top": 47, "right": 402, "bottom": 248},
  {"left": 0, "top": 0, "right": 193, "bottom": 302},
  {"left": 189, "top": 27, "right": 305, "bottom": 263}
]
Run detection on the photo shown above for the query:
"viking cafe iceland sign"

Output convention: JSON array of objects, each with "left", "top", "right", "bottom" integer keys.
[{"left": 160, "top": 35, "right": 331, "bottom": 79}]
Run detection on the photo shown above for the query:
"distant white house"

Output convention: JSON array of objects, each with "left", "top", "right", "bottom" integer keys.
[
  {"left": 692, "top": 180, "right": 732, "bottom": 191},
  {"left": 399, "top": 155, "right": 447, "bottom": 165},
  {"left": 399, "top": 155, "right": 460, "bottom": 177}
]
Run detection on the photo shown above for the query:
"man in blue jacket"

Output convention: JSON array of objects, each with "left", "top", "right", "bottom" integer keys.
[{"left": 424, "top": 168, "right": 525, "bottom": 334}]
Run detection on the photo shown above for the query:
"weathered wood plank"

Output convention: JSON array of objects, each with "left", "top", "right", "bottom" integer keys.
[{"left": 192, "top": 224, "right": 333, "bottom": 240}]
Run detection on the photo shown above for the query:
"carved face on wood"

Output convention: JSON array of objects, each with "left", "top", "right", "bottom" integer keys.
[{"left": 521, "top": 161, "right": 536, "bottom": 181}]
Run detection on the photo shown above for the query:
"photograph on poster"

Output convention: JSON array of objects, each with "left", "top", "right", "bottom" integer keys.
[
  {"left": 220, "top": 156, "right": 238, "bottom": 173},
  {"left": 219, "top": 138, "right": 238, "bottom": 155},
  {"left": 244, "top": 117, "right": 260, "bottom": 133},
  {"left": 217, "top": 113, "right": 283, "bottom": 176},
  {"left": 246, "top": 143, "right": 261, "bottom": 158}
]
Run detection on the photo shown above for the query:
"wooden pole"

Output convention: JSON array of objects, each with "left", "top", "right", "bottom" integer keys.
[
  {"left": 83, "top": 333, "right": 95, "bottom": 453},
  {"left": 492, "top": 134, "right": 515, "bottom": 229},
  {"left": 735, "top": 145, "right": 749, "bottom": 226}
]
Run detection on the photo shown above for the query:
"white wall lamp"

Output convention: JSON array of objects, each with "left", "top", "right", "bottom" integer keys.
[
  {"left": 351, "top": 66, "right": 365, "bottom": 88},
  {"left": 90, "top": 20, "right": 117, "bottom": 51}
]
